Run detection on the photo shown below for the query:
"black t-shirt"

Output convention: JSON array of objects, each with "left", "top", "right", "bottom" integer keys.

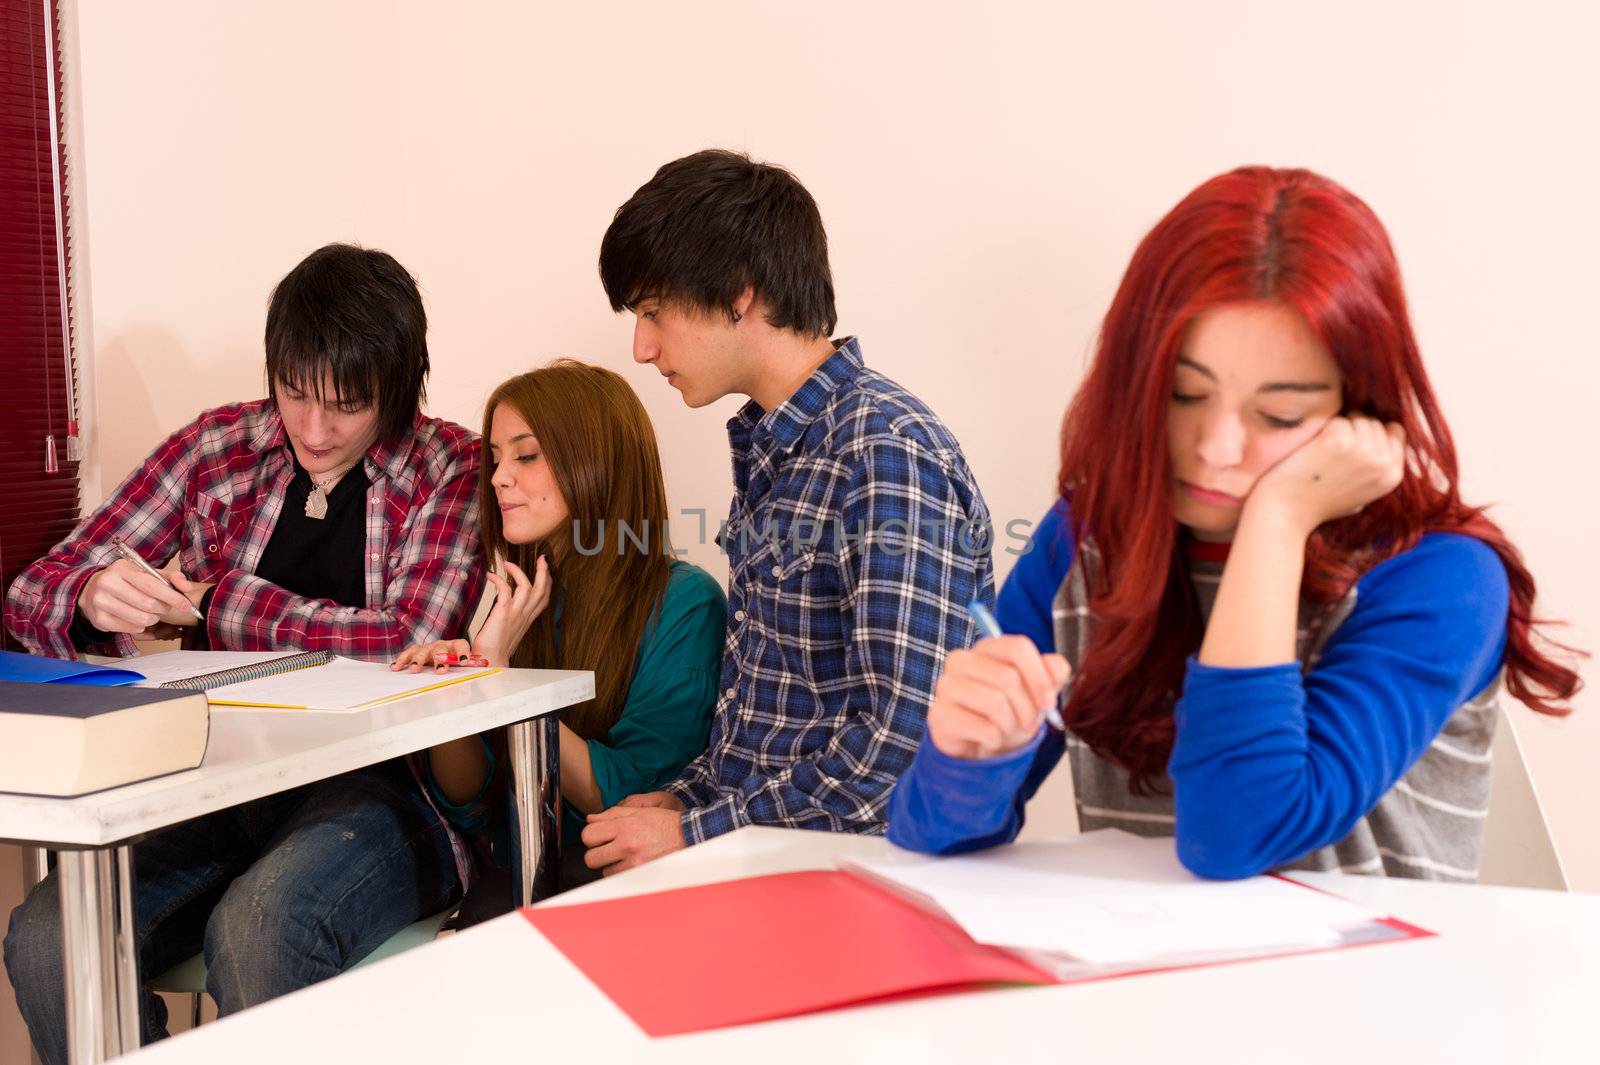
[{"left": 254, "top": 457, "right": 371, "bottom": 609}]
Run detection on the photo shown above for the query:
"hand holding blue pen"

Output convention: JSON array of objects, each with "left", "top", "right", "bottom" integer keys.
[{"left": 966, "top": 600, "right": 1067, "bottom": 731}]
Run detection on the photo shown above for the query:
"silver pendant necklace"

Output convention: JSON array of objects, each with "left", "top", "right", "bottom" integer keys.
[{"left": 305, "top": 467, "right": 348, "bottom": 520}]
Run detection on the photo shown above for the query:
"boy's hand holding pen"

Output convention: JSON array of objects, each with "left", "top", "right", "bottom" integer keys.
[{"left": 76, "top": 537, "right": 206, "bottom": 635}]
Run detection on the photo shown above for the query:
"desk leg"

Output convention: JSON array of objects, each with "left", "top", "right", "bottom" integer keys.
[
  {"left": 508, "top": 715, "right": 561, "bottom": 905},
  {"left": 57, "top": 846, "right": 140, "bottom": 1063},
  {"left": 25, "top": 846, "right": 49, "bottom": 891}
]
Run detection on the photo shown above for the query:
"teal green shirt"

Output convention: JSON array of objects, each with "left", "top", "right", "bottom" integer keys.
[
  {"left": 569, "top": 560, "right": 725, "bottom": 836},
  {"left": 426, "top": 560, "right": 726, "bottom": 851}
]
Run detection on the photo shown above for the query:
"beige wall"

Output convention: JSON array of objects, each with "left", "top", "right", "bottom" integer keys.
[
  {"left": 64, "top": 0, "right": 1600, "bottom": 883},
  {"left": 60, "top": 0, "right": 1600, "bottom": 872}
]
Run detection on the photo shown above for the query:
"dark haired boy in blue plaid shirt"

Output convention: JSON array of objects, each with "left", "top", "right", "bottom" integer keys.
[{"left": 583, "top": 149, "right": 993, "bottom": 874}]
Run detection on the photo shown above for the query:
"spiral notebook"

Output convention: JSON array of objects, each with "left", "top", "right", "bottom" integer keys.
[
  {"left": 131, "top": 650, "right": 334, "bottom": 691},
  {"left": 128, "top": 650, "right": 497, "bottom": 711}
]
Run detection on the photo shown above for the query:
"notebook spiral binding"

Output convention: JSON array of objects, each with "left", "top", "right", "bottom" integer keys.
[{"left": 157, "top": 651, "right": 334, "bottom": 692}]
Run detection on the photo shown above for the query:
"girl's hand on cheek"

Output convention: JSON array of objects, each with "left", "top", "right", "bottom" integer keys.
[{"left": 1245, "top": 415, "right": 1406, "bottom": 535}]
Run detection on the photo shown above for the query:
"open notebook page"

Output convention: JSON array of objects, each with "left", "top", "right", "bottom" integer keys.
[
  {"left": 845, "top": 829, "right": 1382, "bottom": 965},
  {"left": 128, "top": 651, "right": 494, "bottom": 711},
  {"left": 207, "top": 657, "right": 496, "bottom": 711}
]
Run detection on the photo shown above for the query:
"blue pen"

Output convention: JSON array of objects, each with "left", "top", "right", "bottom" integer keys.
[{"left": 965, "top": 599, "right": 1066, "bottom": 731}]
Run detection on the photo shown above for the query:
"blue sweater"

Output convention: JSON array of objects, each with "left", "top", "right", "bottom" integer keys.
[{"left": 887, "top": 502, "right": 1510, "bottom": 879}]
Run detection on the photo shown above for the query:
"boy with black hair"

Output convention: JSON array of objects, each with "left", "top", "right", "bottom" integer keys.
[
  {"left": 582, "top": 149, "right": 993, "bottom": 874},
  {"left": 4, "top": 243, "right": 483, "bottom": 1063}
]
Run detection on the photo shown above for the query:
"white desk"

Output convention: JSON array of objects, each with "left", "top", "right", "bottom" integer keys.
[
  {"left": 0, "top": 667, "right": 593, "bottom": 1064},
  {"left": 123, "top": 825, "right": 1600, "bottom": 1064}
]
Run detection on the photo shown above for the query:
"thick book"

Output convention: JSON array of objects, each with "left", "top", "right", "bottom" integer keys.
[
  {"left": 521, "top": 831, "right": 1432, "bottom": 1036},
  {"left": 0, "top": 681, "right": 210, "bottom": 796}
]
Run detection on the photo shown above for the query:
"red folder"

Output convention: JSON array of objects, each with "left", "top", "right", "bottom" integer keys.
[{"left": 520, "top": 869, "right": 1432, "bottom": 1037}]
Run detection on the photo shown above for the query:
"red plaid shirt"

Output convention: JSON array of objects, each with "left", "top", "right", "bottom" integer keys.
[{"left": 5, "top": 399, "right": 484, "bottom": 662}]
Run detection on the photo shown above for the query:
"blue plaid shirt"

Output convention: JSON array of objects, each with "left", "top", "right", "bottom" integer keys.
[{"left": 665, "top": 338, "right": 994, "bottom": 843}]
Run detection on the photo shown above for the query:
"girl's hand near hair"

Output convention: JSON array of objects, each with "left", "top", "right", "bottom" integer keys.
[
  {"left": 925, "top": 637, "right": 1071, "bottom": 760},
  {"left": 472, "top": 556, "right": 552, "bottom": 666},
  {"left": 390, "top": 558, "right": 552, "bottom": 672},
  {"left": 1245, "top": 415, "right": 1406, "bottom": 537}
]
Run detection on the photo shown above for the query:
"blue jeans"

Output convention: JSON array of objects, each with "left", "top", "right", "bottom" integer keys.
[{"left": 3, "top": 759, "right": 460, "bottom": 1065}]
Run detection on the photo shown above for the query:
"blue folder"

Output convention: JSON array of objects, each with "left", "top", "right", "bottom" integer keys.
[{"left": 0, "top": 649, "right": 144, "bottom": 686}]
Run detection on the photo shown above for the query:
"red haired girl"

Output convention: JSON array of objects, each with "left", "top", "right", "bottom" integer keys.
[{"left": 888, "top": 167, "right": 1581, "bottom": 880}]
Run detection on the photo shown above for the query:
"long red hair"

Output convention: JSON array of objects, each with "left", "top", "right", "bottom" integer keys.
[{"left": 1058, "top": 166, "right": 1582, "bottom": 790}]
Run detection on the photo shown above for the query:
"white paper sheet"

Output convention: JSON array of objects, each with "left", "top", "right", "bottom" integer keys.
[
  {"left": 128, "top": 650, "right": 495, "bottom": 711},
  {"left": 846, "top": 830, "right": 1381, "bottom": 965},
  {"left": 207, "top": 656, "right": 495, "bottom": 710}
]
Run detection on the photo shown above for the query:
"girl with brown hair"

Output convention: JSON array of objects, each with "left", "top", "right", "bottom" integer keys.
[{"left": 395, "top": 359, "right": 725, "bottom": 892}]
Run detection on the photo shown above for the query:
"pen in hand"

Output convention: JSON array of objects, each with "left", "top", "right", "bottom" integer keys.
[
  {"left": 111, "top": 537, "right": 205, "bottom": 623},
  {"left": 965, "top": 599, "right": 1066, "bottom": 731},
  {"left": 432, "top": 651, "right": 490, "bottom": 669}
]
